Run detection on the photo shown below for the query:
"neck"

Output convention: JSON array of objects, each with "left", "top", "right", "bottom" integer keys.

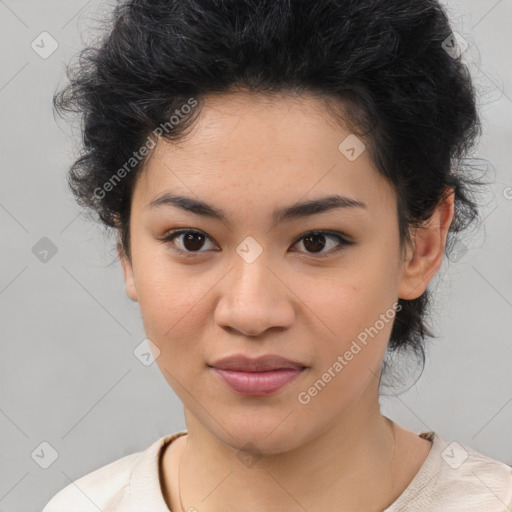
[{"left": 172, "top": 403, "right": 402, "bottom": 512}]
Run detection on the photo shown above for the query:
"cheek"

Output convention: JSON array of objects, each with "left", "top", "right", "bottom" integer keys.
[
  {"left": 133, "top": 255, "right": 209, "bottom": 357},
  {"left": 310, "top": 261, "right": 398, "bottom": 341},
  {"left": 305, "top": 256, "right": 399, "bottom": 380},
  {"left": 295, "top": 282, "right": 397, "bottom": 420}
]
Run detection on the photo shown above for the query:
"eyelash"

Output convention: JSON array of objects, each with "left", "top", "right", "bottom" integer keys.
[{"left": 160, "top": 229, "right": 354, "bottom": 258}]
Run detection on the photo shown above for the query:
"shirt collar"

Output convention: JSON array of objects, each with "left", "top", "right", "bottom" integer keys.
[{"left": 129, "top": 430, "right": 188, "bottom": 511}]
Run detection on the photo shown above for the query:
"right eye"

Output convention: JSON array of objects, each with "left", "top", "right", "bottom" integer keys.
[{"left": 161, "top": 229, "right": 218, "bottom": 256}]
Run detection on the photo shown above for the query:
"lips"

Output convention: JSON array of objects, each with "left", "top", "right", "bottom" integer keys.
[
  {"left": 209, "top": 354, "right": 305, "bottom": 372},
  {"left": 208, "top": 354, "right": 307, "bottom": 396}
]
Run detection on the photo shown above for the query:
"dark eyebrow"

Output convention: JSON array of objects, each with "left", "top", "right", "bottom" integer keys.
[{"left": 147, "top": 193, "right": 367, "bottom": 224}]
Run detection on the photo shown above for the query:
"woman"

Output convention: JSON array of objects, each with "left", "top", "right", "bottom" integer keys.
[{"left": 43, "top": 0, "right": 512, "bottom": 510}]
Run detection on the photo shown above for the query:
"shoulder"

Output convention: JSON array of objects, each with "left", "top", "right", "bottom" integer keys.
[
  {"left": 437, "top": 435, "right": 512, "bottom": 510},
  {"left": 41, "top": 451, "right": 141, "bottom": 511},
  {"left": 399, "top": 431, "right": 512, "bottom": 511},
  {"left": 41, "top": 435, "right": 169, "bottom": 512}
]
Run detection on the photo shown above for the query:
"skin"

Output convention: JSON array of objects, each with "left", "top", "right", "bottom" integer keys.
[{"left": 119, "top": 91, "right": 455, "bottom": 512}]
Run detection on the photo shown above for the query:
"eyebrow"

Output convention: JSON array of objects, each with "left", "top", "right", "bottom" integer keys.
[{"left": 147, "top": 193, "right": 367, "bottom": 224}]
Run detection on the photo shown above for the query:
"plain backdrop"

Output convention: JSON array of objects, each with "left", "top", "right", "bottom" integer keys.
[{"left": 0, "top": 1, "right": 511, "bottom": 510}]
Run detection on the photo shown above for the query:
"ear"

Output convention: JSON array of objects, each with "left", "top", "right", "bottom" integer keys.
[
  {"left": 398, "top": 188, "right": 455, "bottom": 300},
  {"left": 117, "top": 242, "right": 139, "bottom": 302}
]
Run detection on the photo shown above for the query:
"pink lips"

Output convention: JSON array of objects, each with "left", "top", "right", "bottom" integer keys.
[{"left": 209, "top": 354, "right": 306, "bottom": 396}]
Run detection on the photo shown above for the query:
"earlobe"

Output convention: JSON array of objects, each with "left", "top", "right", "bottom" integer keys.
[
  {"left": 117, "top": 243, "right": 139, "bottom": 302},
  {"left": 398, "top": 188, "right": 455, "bottom": 300}
]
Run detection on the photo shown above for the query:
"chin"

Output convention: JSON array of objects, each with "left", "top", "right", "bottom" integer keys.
[{"left": 209, "top": 413, "right": 311, "bottom": 455}]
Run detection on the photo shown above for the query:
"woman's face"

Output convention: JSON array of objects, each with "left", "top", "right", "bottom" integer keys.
[{"left": 120, "top": 92, "right": 426, "bottom": 453}]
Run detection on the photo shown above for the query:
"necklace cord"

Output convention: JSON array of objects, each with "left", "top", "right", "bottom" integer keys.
[{"left": 177, "top": 435, "right": 188, "bottom": 512}]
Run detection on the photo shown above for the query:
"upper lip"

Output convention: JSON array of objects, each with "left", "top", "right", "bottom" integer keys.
[{"left": 209, "top": 354, "right": 306, "bottom": 372}]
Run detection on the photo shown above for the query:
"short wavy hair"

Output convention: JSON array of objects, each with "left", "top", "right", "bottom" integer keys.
[{"left": 53, "top": 0, "right": 487, "bottom": 387}]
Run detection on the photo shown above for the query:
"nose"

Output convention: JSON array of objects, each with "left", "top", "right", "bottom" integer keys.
[{"left": 214, "top": 254, "right": 295, "bottom": 338}]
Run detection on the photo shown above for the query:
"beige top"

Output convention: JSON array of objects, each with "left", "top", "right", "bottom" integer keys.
[{"left": 42, "top": 430, "right": 512, "bottom": 511}]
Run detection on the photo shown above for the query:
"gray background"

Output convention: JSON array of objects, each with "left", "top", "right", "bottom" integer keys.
[{"left": 0, "top": 1, "right": 511, "bottom": 510}]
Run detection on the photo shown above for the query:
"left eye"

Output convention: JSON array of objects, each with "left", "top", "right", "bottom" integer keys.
[
  {"left": 161, "top": 229, "right": 353, "bottom": 257},
  {"left": 291, "top": 230, "right": 353, "bottom": 256}
]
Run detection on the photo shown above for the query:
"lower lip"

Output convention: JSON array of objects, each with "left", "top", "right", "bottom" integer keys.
[{"left": 211, "top": 367, "right": 305, "bottom": 396}]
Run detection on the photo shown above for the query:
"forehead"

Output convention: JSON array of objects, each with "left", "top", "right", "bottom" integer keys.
[{"left": 133, "top": 91, "right": 395, "bottom": 217}]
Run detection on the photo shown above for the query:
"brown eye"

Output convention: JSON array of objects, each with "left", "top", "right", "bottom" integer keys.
[
  {"left": 180, "top": 231, "right": 207, "bottom": 251},
  {"left": 162, "top": 229, "right": 217, "bottom": 254},
  {"left": 292, "top": 230, "right": 353, "bottom": 257},
  {"left": 302, "top": 233, "right": 328, "bottom": 253}
]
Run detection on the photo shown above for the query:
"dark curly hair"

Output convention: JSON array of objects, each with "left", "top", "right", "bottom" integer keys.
[{"left": 53, "top": 0, "right": 488, "bottom": 387}]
